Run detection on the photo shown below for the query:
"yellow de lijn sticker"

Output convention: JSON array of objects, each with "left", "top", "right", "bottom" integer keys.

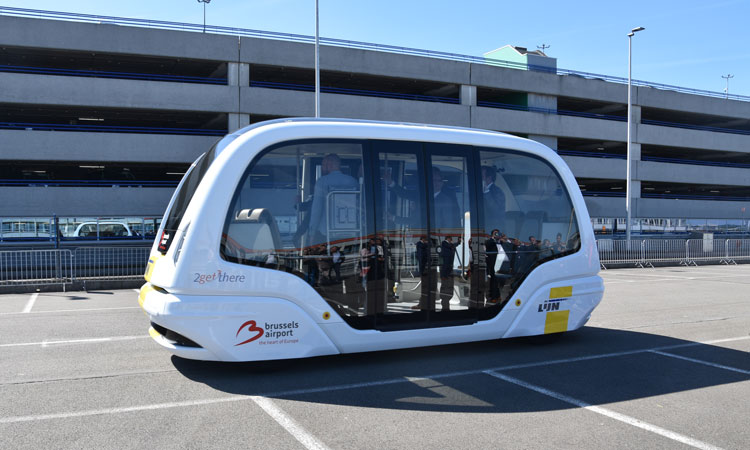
[
  {"left": 323, "top": 312, "right": 331, "bottom": 320},
  {"left": 545, "top": 310, "right": 570, "bottom": 334},
  {"left": 549, "top": 286, "right": 573, "bottom": 299}
]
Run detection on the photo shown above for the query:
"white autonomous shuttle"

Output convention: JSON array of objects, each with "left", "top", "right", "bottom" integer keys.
[{"left": 139, "top": 119, "right": 603, "bottom": 361}]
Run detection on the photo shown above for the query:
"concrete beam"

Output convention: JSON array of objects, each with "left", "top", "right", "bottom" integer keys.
[
  {"left": 639, "top": 123, "right": 750, "bottom": 154},
  {"left": 0, "top": 15, "right": 238, "bottom": 61},
  {"left": 471, "top": 106, "right": 626, "bottom": 141},
  {"left": 0, "top": 187, "right": 173, "bottom": 217},
  {"left": 240, "top": 37, "right": 470, "bottom": 85},
  {"left": 243, "top": 87, "right": 471, "bottom": 127},
  {"left": 0, "top": 73, "right": 236, "bottom": 113},
  {"left": 0, "top": 130, "right": 218, "bottom": 163},
  {"left": 562, "top": 156, "right": 623, "bottom": 180},
  {"left": 638, "top": 161, "right": 750, "bottom": 186},
  {"left": 471, "top": 64, "right": 626, "bottom": 103},
  {"left": 637, "top": 198, "right": 750, "bottom": 219},
  {"left": 638, "top": 85, "right": 750, "bottom": 121}
]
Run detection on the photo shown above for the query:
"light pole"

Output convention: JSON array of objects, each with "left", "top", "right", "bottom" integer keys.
[
  {"left": 722, "top": 74, "right": 734, "bottom": 99},
  {"left": 315, "top": 0, "right": 320, "bottom": 118},
  {"left": 197, "top": 0, "right": 210, "bottom": 33},
  {"left": 626, "top": 26, "right": 644, "bottom": 245}
]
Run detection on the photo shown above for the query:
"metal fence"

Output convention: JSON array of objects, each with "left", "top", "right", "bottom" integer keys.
[
  {"left": 0, "top": 247, "right": 150, "bottom": 288},
  {"left": 597, "top": 239, "right": 750, "bottom": 268},
  {"left": 0, "top": 249, "right": 73, "bottom": 287},
  {"left": 1, "top": 241, "right": 747, "bottom": 287}
]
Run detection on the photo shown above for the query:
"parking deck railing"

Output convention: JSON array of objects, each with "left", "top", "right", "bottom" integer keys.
[{"left": 2, "top": 6, "right": 750, "bottom": 103}]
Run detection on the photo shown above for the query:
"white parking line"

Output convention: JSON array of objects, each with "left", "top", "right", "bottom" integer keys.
[
  {"left": 0, "top": 395, "right": 248, "bottom": 424},
  {"left": 0, "top": 306, "right": 141, "bottom": 316},
  {"left": 22, "top": 293, "right": 38, "bottom": 313},
  {"left": 484, "top": 370, "right": 725, "bottom": 450},
  {"left": 650, "top": 350, "right": 750, "bottom": 375},
  {"left": 0, "top": 335, "right": 149, "bottom": 348},
  {"left": 251, "top": 396, "right": 331, "bottom": 450},
  {"left": 2, "top": 335, "right": 747, "bottom": 424}
]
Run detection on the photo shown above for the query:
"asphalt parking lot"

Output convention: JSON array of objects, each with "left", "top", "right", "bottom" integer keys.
[{"left": 1, "top": 265, "right": 748, "bottom": 450}]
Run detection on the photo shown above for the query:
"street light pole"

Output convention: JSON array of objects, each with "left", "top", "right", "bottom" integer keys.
[
  {"left": 626, "top": 26, "right": 644, "bottom": 245},
  {"left": 197, "top": 0, "right": 211, "bottom": 33},
  {"left": 722, "top": 74, "right": 734, "bottom": 99},
  {"left": 315, "top": 0, "right": 320, "bottom": 118}
]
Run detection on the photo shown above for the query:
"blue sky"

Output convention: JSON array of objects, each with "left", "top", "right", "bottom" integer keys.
[{"left": 2, "top": 0, "right": 749, "bottom": 96}]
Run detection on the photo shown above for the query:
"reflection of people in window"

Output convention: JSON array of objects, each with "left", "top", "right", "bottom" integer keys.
[
  {"left": 308, "top": 154, "right": 358, "bottom": 244},
  {"left": 431, "top": 167, "right": 460, "bottom": 230},
  {"left": 482, "top": 165, "right": 505, "bottom": 231},
  {"left": 552, "top": 233, "right": 567, "bottom": 254}
]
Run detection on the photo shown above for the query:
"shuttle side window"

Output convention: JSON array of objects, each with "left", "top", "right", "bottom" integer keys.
[
  {"left": 479, "top": 148, "right": 580, "bottom": 287},
  {"left": 220, "top": 141, "right": 369, "bottom": 313}
]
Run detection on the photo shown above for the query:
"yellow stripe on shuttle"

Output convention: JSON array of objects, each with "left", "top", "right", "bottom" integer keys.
[
  {"left": 138, "top": 283, "right": 155, "bottom": 309},
  {"left": 144, "top": 254, "right": 162, "bottom": 282},
  {"left": 544, "top": 310, "right": 569, "bottom": 334},
  {"left": 549, "top": 286, "right": 573, "bottom": 299}
]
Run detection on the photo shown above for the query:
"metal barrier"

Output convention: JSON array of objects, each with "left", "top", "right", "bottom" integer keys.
[
  {"left": 72, "top": 247, "right": 150, "bottom": 281},
  {"left": 0, "top": 247, "right": 151, "bottom": 288},
  {"left": 0, "top": 249, "right": 73, "bottom": 287},
  {"left": 596, "top": 239, "right": 646, "bottom": 267},
  {"left": 598, "top": 238, "right": 750, "bottom": 267},
  {"left": 643, "top": 239, "right": 689, "bottom": 265},
  {"left": 725, "top": 239, "right": 750, "bottom": 263},
  {"left": 686, "top": 239, "right": 725, "bottom": 264}
]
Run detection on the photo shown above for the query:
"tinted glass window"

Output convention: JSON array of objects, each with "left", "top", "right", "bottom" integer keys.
[
  {"left": 220, "top": 139, "right": 580, "bottom": 330},
  {"left": 158, "top": 143, "right": 217, "bottom": 253},
  {"left": 221, "top": 141, "right": 373, "bottom": 324},
  {"left": 479, "top": 148, "right": 580, "bottom": 298}
]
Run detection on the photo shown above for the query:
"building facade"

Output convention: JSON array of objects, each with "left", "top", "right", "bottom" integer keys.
[{"left": 2, "top": 13, "right": 750, "bottom": 240}]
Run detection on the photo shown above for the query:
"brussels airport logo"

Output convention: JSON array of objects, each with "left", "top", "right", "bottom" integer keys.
[
  {"left": 538, "top": 297, "right": 569, "bottom": 313},
  {"left": 235, "top": 320, "right": 265, "bottom": 346},
  {"left": 235, "top": 319, "right": 300, "bottom": 346}
]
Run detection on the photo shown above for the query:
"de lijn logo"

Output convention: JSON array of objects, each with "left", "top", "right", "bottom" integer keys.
[
  {"left": 235, "top": 320, "right": 264, "bottom": 346},
  {"left": 235, "top": 319, "right": 301, "bottom": 346}
]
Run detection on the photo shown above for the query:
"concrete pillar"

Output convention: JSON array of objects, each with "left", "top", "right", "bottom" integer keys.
[
  {"left": 227, "top": 62, "right": 250, "bottom": 87},
  {"left": 228, "top": 113, "right": 250, "bottom": 133},
  {"left": 228, "top": 62, "right": 250, "bottom": 132},
  {"left": 527, "top": 93, "right": 557, "bottom": 112},
  {"left": 528, "top": 135, "right": 557, "bottom": 151},
  {"left": 460, "top": 85, "right": 477, "bottom": 106},
  {"left": 631, "top": 105, "right": 641, "bottom": 143}
]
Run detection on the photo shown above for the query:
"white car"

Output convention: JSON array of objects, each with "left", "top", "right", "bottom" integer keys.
[{"left": 74, "top": 221, "right": 136, "bottom": 238}]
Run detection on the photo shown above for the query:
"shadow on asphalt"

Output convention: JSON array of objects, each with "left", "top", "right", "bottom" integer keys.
[{"left": 170, "top": 326, "right": 749, "bottom": 413}]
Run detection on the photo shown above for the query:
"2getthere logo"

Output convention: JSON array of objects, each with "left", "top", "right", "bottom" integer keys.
[{"left": 235, "top": 320, "right": 264, "bottom": 346}]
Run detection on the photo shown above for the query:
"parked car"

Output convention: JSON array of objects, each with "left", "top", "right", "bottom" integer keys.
[{"left": 73, "top": 222, "right": 137, "bottom": 238}]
